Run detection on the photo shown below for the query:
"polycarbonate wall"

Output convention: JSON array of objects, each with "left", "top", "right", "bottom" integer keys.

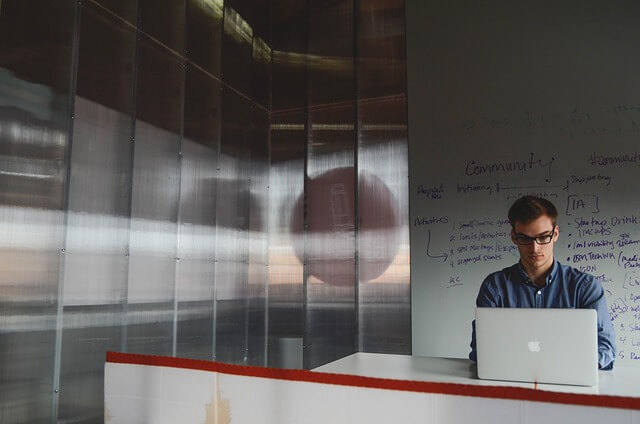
[
  {"left": 0, "top": 0, "right": 409, "bottom": 422},
  {"left": 356, "top": 0, "right": 410, "bottom": 354}
]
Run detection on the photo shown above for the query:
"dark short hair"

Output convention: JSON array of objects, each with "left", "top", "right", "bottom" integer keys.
[{"left": 508, "top": 195, "right": 558, "bottom": 227}]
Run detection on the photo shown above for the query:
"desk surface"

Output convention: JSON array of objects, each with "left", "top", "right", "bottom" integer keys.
[{"left": 314, "top": 353, "right": 640, "bottom": 398}]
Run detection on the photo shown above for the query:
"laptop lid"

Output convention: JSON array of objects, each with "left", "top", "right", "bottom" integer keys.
[{"left": 475, "top": 307, "right": 598, "bottom": 386}]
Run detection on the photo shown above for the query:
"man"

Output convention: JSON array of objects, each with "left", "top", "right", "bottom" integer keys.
[{"left": 469, "top": 195, "right": 616, "bottom": 369}]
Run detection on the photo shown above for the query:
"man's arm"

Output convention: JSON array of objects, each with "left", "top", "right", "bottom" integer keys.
[
  {"left": 469, "top": 279, "right": 500, "bottom": 362},
  {"left": 579, "top": 276, "right": 617, "bottom": 370}
]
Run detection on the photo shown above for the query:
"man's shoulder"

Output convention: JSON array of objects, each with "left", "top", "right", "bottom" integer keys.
[
  {"left": 554, "top": 261, "right": 601, "bottom": 293},
  {"left": 482, "top": 263, "right": 520, "bottom": 286},
  {"left": 554, "top": 261, "right": 595, "bottom": 282},
  {"left": 476, "top": 264, "right": 522, "bottom": 305}
]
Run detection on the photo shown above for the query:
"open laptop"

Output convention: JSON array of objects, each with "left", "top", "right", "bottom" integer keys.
[{"left": 475, "top": 307, "right": 598, "bottom": 386}]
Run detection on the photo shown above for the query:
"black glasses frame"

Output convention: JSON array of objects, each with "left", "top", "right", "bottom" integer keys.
[{"left": 513, "top": 225, "right": 556, "bottom": 245}]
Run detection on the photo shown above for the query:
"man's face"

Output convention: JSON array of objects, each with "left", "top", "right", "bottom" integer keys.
[{"left": 511, "top": 215, "right": 559, "bottom": 273}]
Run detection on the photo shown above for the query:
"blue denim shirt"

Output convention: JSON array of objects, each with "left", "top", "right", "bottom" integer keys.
[{"left": 469, "top": 260, "right": 616, "bottom": 370}]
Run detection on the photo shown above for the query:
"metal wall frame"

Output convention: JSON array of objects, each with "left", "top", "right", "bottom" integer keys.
[{"left": 0, "top": 0, "right": 409, "bottom": 422}]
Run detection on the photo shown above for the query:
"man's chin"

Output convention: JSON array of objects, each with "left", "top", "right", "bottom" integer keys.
[{"left": 527, "top": 257, "right": 547, "bottom": 267}]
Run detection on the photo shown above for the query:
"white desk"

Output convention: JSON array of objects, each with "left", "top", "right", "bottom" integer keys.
[
  {"left": 105, "top": 351, "right": 640, "bottom": 424},
  {"left": 314, "top": 352, "right": 640, "bottom": 400}
]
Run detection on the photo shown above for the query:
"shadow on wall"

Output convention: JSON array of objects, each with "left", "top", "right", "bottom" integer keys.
[{"left": 290, "top": 167, "right": 400, "bottom": 286}]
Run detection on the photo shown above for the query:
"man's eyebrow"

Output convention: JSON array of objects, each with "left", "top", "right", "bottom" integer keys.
[{"left": 515, "top": 229, "right": 554, "bottom": 237}]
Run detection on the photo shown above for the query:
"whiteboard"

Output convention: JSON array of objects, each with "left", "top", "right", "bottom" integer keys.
[{"left": 407, "top": 0, "right": 640, "bottom": 366}]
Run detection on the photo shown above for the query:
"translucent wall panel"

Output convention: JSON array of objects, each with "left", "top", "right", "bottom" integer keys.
[
  {"left": 305, "top": 0, "right": 357, "bottom": 369},
  {"left": 268, "top": 0, "right": 307, "bottom": 369},
  {"left": 93, "top": 0, "right": 139, "bottom": 25},
  {"left": 186, "top": 0, "right": 223, "bottom": 77},
  {"left": 215, "top": 87, "right": 251, "bottom": 363},
  {"left": 0, "top": 0, "right": 74, "bottom": 422},
  {"left": 222, "top": 6, "right": 253, "bottom": 97},
  {"left": 239, "top": 0, "right": 271, "bottom": 107},
  {"left": 268, "top": 111, "right": 305, "bottom": 368},
  {"left": 252, "top": 36, "right": 272, "bottom": 110},
  {"left": 139, "top": 0, "right": 185, "bottom": 54},
  {"left": 0, "top": 1, "right": 412, "bottom": 421},
  {"left": 356, "top": 0, "right": 411, "bottom": 354},
  {"left": 126, "top": 33, "right": 183, "bottom": 356},
  {"left": 58, "top": 2, "right": 136, "bottom": 421},
  {"left": 226, "top": 0, "right": 271, "bottom": 43},
  {"left": 176, "top": 65, "right": 220, "bottom": 360},
  {"left": 271, "top": 0, "right": 307, "bottom": 112},
  {"left": 247, "top": 106, "right": 269, "bottom": 366}
]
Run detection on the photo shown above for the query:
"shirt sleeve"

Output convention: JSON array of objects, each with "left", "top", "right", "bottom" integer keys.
[
  {"left": 469, "top": 277, "right": 500, "bottom": 362},
  {"left": 578, "top": 275, "right": 617, "bottom": 370}
]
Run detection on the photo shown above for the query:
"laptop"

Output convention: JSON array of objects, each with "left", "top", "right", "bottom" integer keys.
[{"left": 475, "top": 307, "right": 599, "bottom": 386}]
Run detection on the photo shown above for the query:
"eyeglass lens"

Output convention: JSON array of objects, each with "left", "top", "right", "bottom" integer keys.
[{"left": 515, "top": 226, "right": 555, "bottom": 245}]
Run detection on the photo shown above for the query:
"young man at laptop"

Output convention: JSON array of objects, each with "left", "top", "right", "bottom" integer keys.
[{"left": 469, "top": 195, "right": 617, "bottom": 369}]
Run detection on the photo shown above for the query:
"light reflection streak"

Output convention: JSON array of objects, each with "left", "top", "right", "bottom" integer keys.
[
  {"left": 0, "top": 121, "right": 67, "bottom": 148},
  {"left": 0, "top": 154, "right": 62, "bottom": 182},
  {"left": 196, "top": 0, "right": 224, "bottom": 17},
  {"left": 253, "top": 37, "right": 272, "bottom": 61},
  {"left": 224, "top": 7, "right": 253, "bottom": 44},
  {"left": 0, "top": 170, "right": 55, "bottom": 180}
]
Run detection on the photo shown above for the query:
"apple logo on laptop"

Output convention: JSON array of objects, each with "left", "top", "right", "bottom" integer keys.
[{"left": 528, "top": 339, "right": 541, "bottom": 352}]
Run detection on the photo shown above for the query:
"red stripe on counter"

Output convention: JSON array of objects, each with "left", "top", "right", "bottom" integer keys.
[{"left": 106, "top": 351, "right": 640, "bottom": 410}]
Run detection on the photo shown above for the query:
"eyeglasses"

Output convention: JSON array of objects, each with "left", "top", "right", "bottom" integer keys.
[{"left": 513, "top": 226, "right": 556, "bottom": 245}]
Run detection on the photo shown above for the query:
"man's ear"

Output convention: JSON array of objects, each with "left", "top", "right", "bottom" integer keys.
[
  {"left": 510, "top": 229, "right": 517, "bottom": 244},
  {"left": 553, "top": 225, "right": 560, "bottom": 242}
]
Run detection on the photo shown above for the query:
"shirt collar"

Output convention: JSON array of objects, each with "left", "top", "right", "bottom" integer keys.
[{"left": 516, "top": 259, "right": 558, "bottom": 287}]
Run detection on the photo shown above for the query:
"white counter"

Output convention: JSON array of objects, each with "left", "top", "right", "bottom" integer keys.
[
  {"left": 314, "top": 352, "right": 640, "bottom": 398},
  {"left": 105, "top": 351, "right": 640, "bottom": 424}
]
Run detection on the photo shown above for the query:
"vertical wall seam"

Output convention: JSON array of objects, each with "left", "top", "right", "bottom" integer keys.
[
  {"left": 301, "top": 0, "right": 311, "bottom": 370},
  {"left": 264, "top": 0, "right": 274, "bottom": 367},
  {"left": 401, "top": 0, "right": 412, "bottom": 352},
  {"left": 353, "top": 0, "right": 361, "bottom": 354},
  {"left": 244, "top": 29, "right": 253, "bottom": 363},
  {"left": 243, "top": 59, "right": 251, "bottom": 366},
  {"left": 121, "top": 0, "right": 143, "bottom": 354},
  {"left": 212, "top": 2, "right": 227, "bottom": 361},
  {"left": 52, "top": 0, "right": 82, "bottom": 422},
  {"left": 172, "top": 4, "right": 188, "bottom": 358}
]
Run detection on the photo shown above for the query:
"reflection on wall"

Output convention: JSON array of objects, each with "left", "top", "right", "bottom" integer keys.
[
  {"left": 291, "top": 167, "right": 400, "bottom": 286},
  {"left": 0, "top": 0, "right": 409, "bottom": 422}
]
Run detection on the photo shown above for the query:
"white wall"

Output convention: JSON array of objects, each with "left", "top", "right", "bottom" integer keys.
[{"left": 407, "top": 0, "right": 640, "bottom": 364}]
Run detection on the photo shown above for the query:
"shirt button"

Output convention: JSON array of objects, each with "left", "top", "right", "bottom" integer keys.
[{"left": 537, "top": 291, "right": 541, "bottom": 295}]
